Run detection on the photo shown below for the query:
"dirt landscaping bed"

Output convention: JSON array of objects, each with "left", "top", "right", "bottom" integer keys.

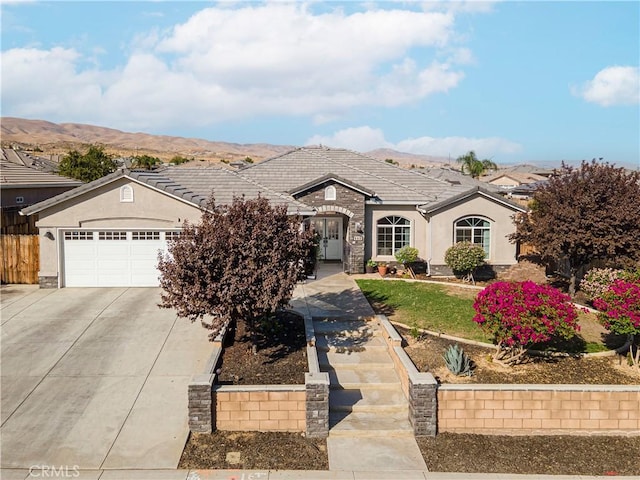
[
  {"left": 215, "top": 310, "right": 307, "bottom": 385},
  {"left": 398, "top": 325, "right": 640, "bottom": 384},
  {"left": 418, "top": 433, "right": 640, "bottom": 475},
  {"left": 179, "top": 431, "right": 328, "bottom": 470},
  {"left": 181, "top": 432, "right": 640, "bottom": 474}
]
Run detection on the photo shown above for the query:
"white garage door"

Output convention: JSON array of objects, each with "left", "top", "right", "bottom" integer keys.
[{"left": 62, "top": 230, "right": 180, "bottom": 287}]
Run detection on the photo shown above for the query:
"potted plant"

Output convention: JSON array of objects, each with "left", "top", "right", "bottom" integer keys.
[
  {"left": 365, "top": 259, "right": 378, "bottom": 274},
  {"left": 377, "top": 262, "right": 388, "bottom": 276}
]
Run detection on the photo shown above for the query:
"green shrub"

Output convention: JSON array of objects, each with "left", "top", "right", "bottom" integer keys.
[
  {"left": 444, "top": 242, "right": 485, "bottom": 276},
  {"left": 395, "top": 246, "right": 419, "bottom": 266}
]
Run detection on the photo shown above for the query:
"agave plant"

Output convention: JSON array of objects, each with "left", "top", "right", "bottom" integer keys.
[{"left": 443, "top": 344, "right": 474, "bottom": 376}]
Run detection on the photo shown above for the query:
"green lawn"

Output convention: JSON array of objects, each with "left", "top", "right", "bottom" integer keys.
[
  {"left": 355, "top": 279, "right": 614, "bottom": 352},
  {"left": 355, "top": 279, "right": 490, "bottom": 342}
]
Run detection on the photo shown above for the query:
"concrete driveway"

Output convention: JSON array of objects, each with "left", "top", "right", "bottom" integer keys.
[{"left": 0, "top": 285, "right": 214, "bottom": 470}]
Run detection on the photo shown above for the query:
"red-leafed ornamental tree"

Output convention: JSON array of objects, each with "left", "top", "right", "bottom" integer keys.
[
  {"left": 510, "top": 160, "right": 640, "bottom": 296},
  {"left": 158, "top": 196, "right": 313, "bottom": 343}
]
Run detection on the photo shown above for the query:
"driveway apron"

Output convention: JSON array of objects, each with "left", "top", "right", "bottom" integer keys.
[{"left": 0, "top": 287, "right": 214, "bottom": 470}]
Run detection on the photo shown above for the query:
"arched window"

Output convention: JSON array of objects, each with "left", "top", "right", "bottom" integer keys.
[
  {"left": 455, "top": 216, "right": 490, "bottom": 257},
  {"left": 120, "top": 185, "right": 134, "bottom": 203},
  {"left": 377, "top": 216, "right": 410, "bottom": 256},
  {"left": 324, "top": 185, "right": 336, "bottom": 201}
]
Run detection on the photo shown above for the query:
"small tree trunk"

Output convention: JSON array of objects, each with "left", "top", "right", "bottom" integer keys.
[{"left": 569, "top": 269, "right": 578, "bottom": 297}]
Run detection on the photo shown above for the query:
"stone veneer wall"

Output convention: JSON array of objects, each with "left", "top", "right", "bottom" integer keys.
[
  {"left": 38, "top": 275, "right": 58, "bottom": 288},
  {"left": 428, "top": 264, "right": 511, "bottom": 277},
  {"left": 439, "top": 385, "right": 640, "bottom": 435},
  {"left": 295, "top": 182, "right": 366, "bottom": 274},
  {"left": 214, "top": 386, "right": 306, "bottom": 432}
]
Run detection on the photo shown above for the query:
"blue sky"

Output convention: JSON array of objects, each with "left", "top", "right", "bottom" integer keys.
[{"left": 2, "top": 1, "right": 638, "bottom": 167}]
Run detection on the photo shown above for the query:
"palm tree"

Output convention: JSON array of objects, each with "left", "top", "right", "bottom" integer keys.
[{"left": 456, "top": 151, "right": 498, "bottom": 179}]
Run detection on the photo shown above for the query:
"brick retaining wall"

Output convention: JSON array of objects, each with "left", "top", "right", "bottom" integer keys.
[
  {"left": 377, "top": 313, "right": 640, "bottom": 437},
  {"left": 214, "top": 386, "right": 306, "bottom": 432},
  {"left": 439, "top": 385, "right": 640, "bottom": 435}
]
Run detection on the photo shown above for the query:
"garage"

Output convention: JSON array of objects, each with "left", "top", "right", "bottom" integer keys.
[{"left": 62, "top": 230, "right": 180, "bottom": 287}]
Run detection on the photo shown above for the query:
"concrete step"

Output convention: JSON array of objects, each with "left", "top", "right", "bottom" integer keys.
[
  {"left": 312, "top": 319, "right": 379, "bottom": 336},
  {"left": 330, "top": 388, "right": 408, "bottom": 414},
  {"left": 329, "top": 411, "right": 413, "bottom": 437},
  {"left": 327, "top": 367, "right": 402, "bottom": 389},
  {"left": 316, "top": 333, "right": 386, "bottom": 352},
  {"left": 317, "top": 349, "right": 394, "bottom": 370}
]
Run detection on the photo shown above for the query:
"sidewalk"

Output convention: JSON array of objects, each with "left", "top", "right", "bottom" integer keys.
[{"left": 4, "top": 468, "right": 637, "bottom": 479}]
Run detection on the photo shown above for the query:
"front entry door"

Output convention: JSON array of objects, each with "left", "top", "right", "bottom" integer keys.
[{"left": 312, "top": 217, "right": 343, "bottom": 260}]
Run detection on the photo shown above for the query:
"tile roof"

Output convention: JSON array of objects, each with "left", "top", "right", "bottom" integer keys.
[
  {"left": 21, "top": 167, "right": 314, "bottom": 216},
  {"left": 0, "top": 156, "right": 82, "bottom": 188},
  {"left": 418, "top": 186, "right": 528, "bottom": 215},
  {"left": 21, "top": 146, "right": 524, "bottom": 218},
  {"left": 240, "top": 146, "right": 471, "bottom": 204},
  {"left": 1, "top": 148, "right": 60, "bottom": 173},
  {"left": 484, "top": 171, "right": 547, "bottom": 184},
  {"left": 151, "top": 167, "right": 314, "bottom": 214},
  {"left": 417, "top": 166, "right": 500, "bottom": 192}
]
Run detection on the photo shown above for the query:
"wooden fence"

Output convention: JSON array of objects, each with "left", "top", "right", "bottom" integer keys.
[
  {"left": 1, "top": 209, "right": 38, "bottom": 235},
  {"left": 0, "top": 235, "right": 40, "bottom": 284}
]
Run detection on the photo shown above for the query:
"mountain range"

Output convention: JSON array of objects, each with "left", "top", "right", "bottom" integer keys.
[{"left": 0, "top": 117, "right": 450, "bottom": 167}]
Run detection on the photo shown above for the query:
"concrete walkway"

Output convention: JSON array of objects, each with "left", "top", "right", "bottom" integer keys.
[{"left": 292, "top": 263, "right": 427, "bottom": 472}]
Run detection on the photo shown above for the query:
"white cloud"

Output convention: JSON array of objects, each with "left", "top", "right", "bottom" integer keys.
[
  {"left": 1, "top": 2, "right": 475, "bottom": 129},
  {"left": 307, "top": 126, "right": 390, "bottom": 151},
  {"left": 573, "top": 66, "right": 640, "bottom": 107},
  {"left": 307, "top": 126, "right": 522, "bottom": 158}
]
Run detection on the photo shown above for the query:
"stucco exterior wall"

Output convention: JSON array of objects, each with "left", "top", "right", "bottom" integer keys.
[
  {"left": 364, "top": 195, "right": 520, "bottom": 270},
  {"left": 428, "top": 194, "right": 519, "bottom": 266},
  {"left": 35, "top": 177, "right": 202, "bottom": 279},
  {"left": 365, "top": 205, "right": 427, "bottom": 264}
]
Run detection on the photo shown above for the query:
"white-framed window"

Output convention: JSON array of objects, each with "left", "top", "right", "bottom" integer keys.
[
  {"left": 324, "top": 185, "right": 336, "bottom": 201},
  {"left": 454, "top": 216, "right": 491, "bottom": 257},
  {"left": 120, "top": 185, "right": 134, "bottom": 203},
  {"left": 64, "top": 231, "right": 94, "bottom": 241},
  {"left": 99, "top": 231, "right": 127, "bottom": 241},
  {"left": 376, "top": 216, "right": 410, "bottom": 256},
  {"left": 132, "top": 231, "right": 160, "bottom": 240}
]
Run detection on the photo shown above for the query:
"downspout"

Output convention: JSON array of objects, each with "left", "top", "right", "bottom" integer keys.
[{"left": 416, "top": 205, "right": 432, "bottom": 277}]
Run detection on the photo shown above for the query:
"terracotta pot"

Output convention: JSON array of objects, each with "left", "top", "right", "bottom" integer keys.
[{"left": 378, "top": 265, "right": 388, "bottom": 276}]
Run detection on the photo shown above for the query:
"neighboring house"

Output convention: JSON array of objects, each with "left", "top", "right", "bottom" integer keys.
[
  {"left": 482, "top": 171, "right": 547, "bottom": 191},
  {"left": 1, "top": 152, "right": 82, "bottom": 234},
  {"left": 22, "top": 146, "right": 527, "bottom": 288}
]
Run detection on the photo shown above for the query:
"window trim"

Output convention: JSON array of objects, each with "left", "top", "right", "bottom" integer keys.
[
  {"left": 120, "top": 185, "right": 134, "bottom": 203},
  {"left": 324, "top": 185, "right": 336, "bottom": 201},
  {"left": 454, "top": 215, "right": 491, "bottom": 259},
  {"left": 376, "top": 215, "right": 411, "bottom": 257}
]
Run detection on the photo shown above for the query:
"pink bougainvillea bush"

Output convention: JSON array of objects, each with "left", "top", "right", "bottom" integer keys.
[
  {"left": 473, "top": 281, "right": 580, "bottom": 365},
  {"left": 579, "top": 267, "right": 623, "bottom": 301},
  {"left": 593, "top": 279, "right": 640, "bottom": 368}
]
